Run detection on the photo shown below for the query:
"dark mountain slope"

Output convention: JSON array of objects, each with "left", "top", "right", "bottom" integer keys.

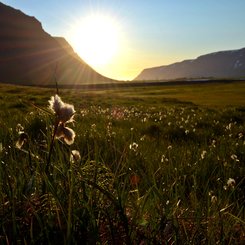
[{"left": 0, "top": 2, "right": 113, "bottom": 85}]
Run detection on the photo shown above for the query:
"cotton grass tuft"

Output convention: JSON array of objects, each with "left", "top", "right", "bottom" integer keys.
[{"left": 48, "top": 94, "right": 76, "bottom": 145}]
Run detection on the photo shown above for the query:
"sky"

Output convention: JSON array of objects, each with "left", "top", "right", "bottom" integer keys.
[{"left": 1, "top": 0, "right": 245, "bottom": 80}]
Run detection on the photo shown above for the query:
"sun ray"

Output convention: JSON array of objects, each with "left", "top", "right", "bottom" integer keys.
[{"left": 67, "top": 13, "right": 120, "bottom": 68}]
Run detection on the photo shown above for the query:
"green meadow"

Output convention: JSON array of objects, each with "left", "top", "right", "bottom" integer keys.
[{"left": 0, "top": 81, "right": 244, "bottom": 244}]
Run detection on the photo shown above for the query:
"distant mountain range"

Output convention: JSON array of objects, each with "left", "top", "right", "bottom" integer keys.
[
  {"left": 0, "top": 2, "right": 113, "bottom": 86},
  {"left": 1, "top": 2, "right": 244, "bottom": 86},
  {"left": 135, "top": 48, "right": 245, "bottom": 81}
]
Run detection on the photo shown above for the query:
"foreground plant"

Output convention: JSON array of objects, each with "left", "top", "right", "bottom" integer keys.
[
  {"left": 45, "top": 94, "right": 76, "bottom": 174},
  {"left": 49, "top": 94, "right": 76, "bottom": 145}
]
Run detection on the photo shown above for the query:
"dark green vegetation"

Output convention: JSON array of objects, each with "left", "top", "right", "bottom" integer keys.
[{"left": 0, "top": 81, "right": 245, "bottom": 244}]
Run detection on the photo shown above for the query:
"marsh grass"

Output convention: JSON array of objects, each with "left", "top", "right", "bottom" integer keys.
[{"left": 0, "top": 82, "right": 244, "bottom": 244}]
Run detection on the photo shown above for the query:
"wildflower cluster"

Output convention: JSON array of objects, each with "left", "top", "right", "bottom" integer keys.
[{"left": 1, "top": 86, "right": 244, "bottom": 244}]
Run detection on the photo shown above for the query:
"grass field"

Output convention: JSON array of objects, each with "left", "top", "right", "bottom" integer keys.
[{"left": 0, "top": 81, "right": 244, "bottom": 244}]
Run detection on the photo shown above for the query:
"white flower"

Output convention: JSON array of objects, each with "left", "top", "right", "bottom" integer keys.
[
  {"left": 16, "top": 123, "right": 24, "bottom": 132},
  {"left": 49, "top": 94, "right": 75, "bottom": 123},
  {"left": 161, "top": 154, "right": 169, "bottom": 163},
  {"left": 201, "top": 150, "right": 207, "bottom": 160},
  {"left": 16, "top": 132, "right": 28, "bottom": 149},
  {"left": 211, "top": 140, "right": 216, "bottom": 148},
  {"left": 49, "top": 95, "right": 76, "bottom": 145},
  {"left": 231, "top": 154, "right": 239, "bottom": 162},
  {"left": 211, "top": 195, "right": 217, "bottom": 204},
  {"left": 91, "top": 124, "right": 97, "bottom": 130},
  {"left": 56, "top": 123, "right": 75, "bottom": 145},
  {"left": 129, "top": 142, "right": 138, "bottom": 152},
  {"left": 49, "top": 94, "right": 63, "bottom": 113},
  {"left": 226, "top": 123, "right": 232, "bottom": 130},
  {"left": 227, "top": 178, "right": 236, "bottom": 188},
  {"left": 70, "top": 150, "right": 81, "bottom": 163},
  {"left": 238, "top": 132, "right": 243, "bottom": 139}
]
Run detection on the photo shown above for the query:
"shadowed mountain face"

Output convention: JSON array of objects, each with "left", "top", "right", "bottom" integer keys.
[
  {"left": 135, "top": 48, "right": 245, "bottom": 81},
  {"left": 0, "top": 2, "right": 112, "bottom": 85}
]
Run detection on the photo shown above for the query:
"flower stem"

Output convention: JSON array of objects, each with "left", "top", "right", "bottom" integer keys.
[
  {"left": 67, "top": 165, "right": 73, "bottom": 244},
  {"left": 45, "top": 120, "right": 59, "bottom": 176}
]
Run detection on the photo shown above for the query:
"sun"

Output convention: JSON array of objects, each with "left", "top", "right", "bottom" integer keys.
[{"left": 68, "top": 14, "right": 120, "bottom": 67}]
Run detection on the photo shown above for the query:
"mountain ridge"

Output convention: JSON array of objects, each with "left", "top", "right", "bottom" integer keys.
[
  {"left": 0, "top": 2, "right": 113, "bottom": 86},
  {"left": 134, "top": 47, "right": 245, "bottom": 81}
]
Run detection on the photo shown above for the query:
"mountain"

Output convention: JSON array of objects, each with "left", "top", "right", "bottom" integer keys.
[
  {"left": 0, "top": 2, "right": 113, "bottom": 86},
  {"left": 134, "top": 48, "right": 245, "bottom": 81}
]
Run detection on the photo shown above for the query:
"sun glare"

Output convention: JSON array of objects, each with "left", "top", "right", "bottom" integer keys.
[{"left": 68, "top": 14, "right": 120, "bottom": 67}]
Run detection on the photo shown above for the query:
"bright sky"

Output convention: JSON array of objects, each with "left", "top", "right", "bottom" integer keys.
[{"left": 2, "top": 0, "right": 245, "bottom": 80}]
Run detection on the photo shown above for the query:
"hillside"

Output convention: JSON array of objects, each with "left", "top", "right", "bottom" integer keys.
[
  {"left": 0, "top": 2, "right": 113, "bottom": 85},
  {"left": 135, "top": 48, "right": 245, "bottom": 81}
]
